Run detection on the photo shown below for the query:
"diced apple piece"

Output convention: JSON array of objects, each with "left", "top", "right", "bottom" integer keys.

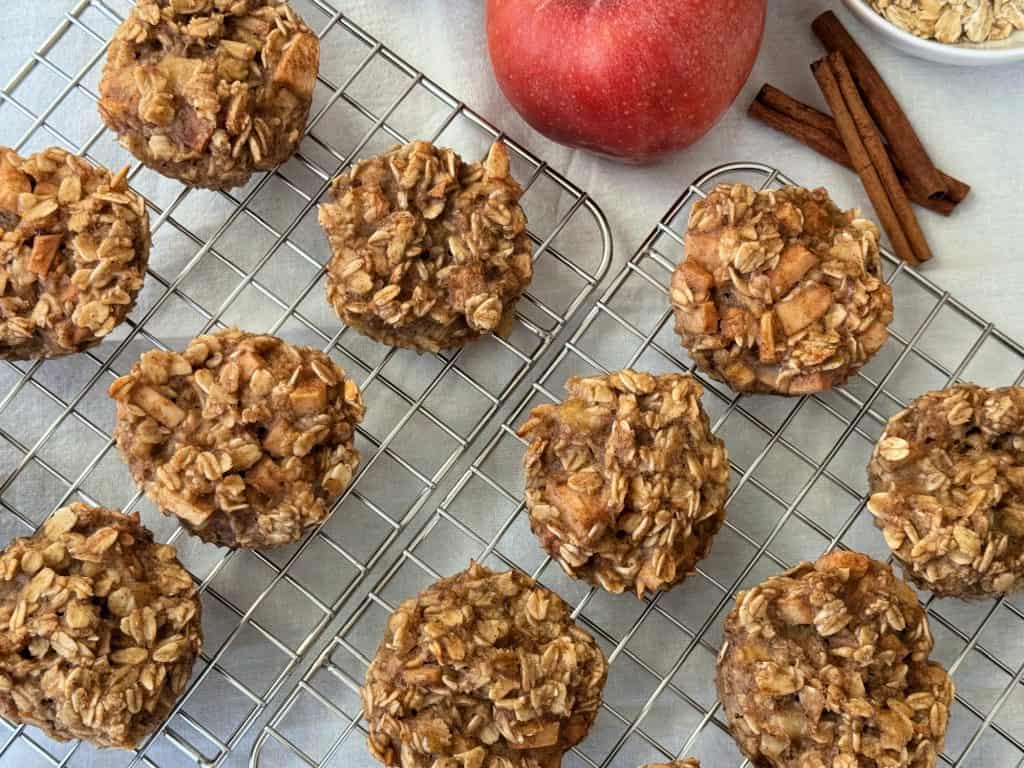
[
  {"left": 774, "top": 284, "right": 832, "bottom": 336},
  {"left": 722, "top": 360, "right": 755, "bottom": 389},
  {"left": 859, "top": 321, "right": 889, "bottom": 356},
  {"left": 680, "top": 301, "right": 719, "bottom": 334},
  {"left": 684, "top": 231, "right": 722, "bottom": 271},
  {"left": 262, "top": 420, "right": 296, "bottom": 458},
  {"left": 510, "top": 721, "right": 560, "bottom": 750},
  {"left": 767, "top": 244, "right": 818, "bottom": 300},
  {"left": 156, "top": 55, "right": 203, "bottom": 89},
  {"left": 234, "top": 350, "right": 266, "bottom": 380},
  {"left": 801, "top": 200, "right": 833, "bottom": 237},
  {"left": 246, "top": 457, "right": 282, "bottom": 496},
  {"left": 674, "top": 260, "right": 713, "bottom": 302},
  {"left": 719, "top": 306, "right": 750, "bottom": 342},
  {"left": 545, "top": 479, "right": 601, "bottom": 540},
  {"left": 759, "top": 313, "right": 777, "bottom": 363},
  {"left": 131, "top": 385, "right": 186, "bottom": 428},
  {"left": 289, "top": 381, "right": 327, "bottom": 415},
  {"left": 788, "top": 371, "right": 831, "bottom": 395},
  {"left": 273, "top": 33, "right": 319, "bottom": 100},
  {"left": 0, "top": 155, "right": 31, "bottom": 212},
  {"left": 28, "top": 234, "right": 62, "bottom": 275}
]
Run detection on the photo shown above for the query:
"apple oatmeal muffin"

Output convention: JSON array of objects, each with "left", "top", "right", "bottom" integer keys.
[
  {"left": 869, "top": 383, "right": 1024, "bottom": 598},
  {"left": 0, "top": 147, "right": 149, "bottom": 359},
  {"left": 716, "top": 551, "right": 953, "bottom": 768},
  {"left": 321, "top": 140, "right": 533, "bottom": 353},
  {"left": 518, "top": 370, "right": 729, "bottom": 598},
  {"left": 110, "top": 328, "right": 364, "bottom": 549},
  {"left": 99, "top": 0, "right": 320, "bottom": 189},
  {"left": 362, "top": 562, "right": 607, "bottom": 768},
  {"left": 0, "top": 504, "right": 202, "bottom": 749},
  {"left": 671, "top": 184, "right": 893, "bottom": 395}
]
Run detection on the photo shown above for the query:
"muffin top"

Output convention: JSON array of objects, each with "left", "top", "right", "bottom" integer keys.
[{"left": 672, "top": 184, "right": 892, "bottom": 395}]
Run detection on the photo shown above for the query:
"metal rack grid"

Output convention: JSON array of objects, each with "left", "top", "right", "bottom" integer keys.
[
  {"left": 0, "top": 1, "right": 612, "bottom": 766},
  {"left": 253, "top": 162, "right": 1024, "bottom": 768}
]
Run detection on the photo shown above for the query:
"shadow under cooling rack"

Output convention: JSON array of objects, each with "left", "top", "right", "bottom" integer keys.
[
  {"left": 252, "top": 163, "right": 1024, "bottom": 768},
  {"left": 0, "top": 1, "right": 612, "bottom": 766}
]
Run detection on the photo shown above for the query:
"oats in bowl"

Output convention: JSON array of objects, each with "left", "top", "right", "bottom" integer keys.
[
  {"left": 321, "top": 140, "right": 533, "bottom": 353},
  {"left": 868, "top": 0, "right": 1024, "bottom": 44},
  {"left": 671, "top": 183, "right": 893, "bottom": 396},
  {"left": 519, "top": 370, "right": 729, "bottom": 598}
]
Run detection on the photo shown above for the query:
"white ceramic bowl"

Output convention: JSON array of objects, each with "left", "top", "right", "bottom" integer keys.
[{"left": 842, "top": 0, "right": 1024, "bottom": 66}]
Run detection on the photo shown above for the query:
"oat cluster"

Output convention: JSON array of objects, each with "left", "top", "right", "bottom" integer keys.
[
  {"left": 519, "top": 371, "right": 729, "bottom": 598},
  {"left": 672, "top": 184, "right": 893, "bottom": 395},
  {"left": 869, "top": 0, "right": 1024, "bottom": 44},
  {"left": 869, "top": 383, "right": 1024, "bottom": 598},
  {"left": 99, "top": 0, "right": 319, "bottom": 189},
  {"left": 716, "top": 551, "right": 953, "bottom": 768},
  {"left": 0, "top": 147, "right": 149, "bottom": 360},
  {"left": 362, "top": 562, "right": 607, "bottom": 768},
  {"left": 109, "top": 328, "right": 364, "bottom": 549},
  {"left": 321, "top": 141, "right": 533, "bottom": 353},
  {"left": 0, "top": 504, "right": 202, "bottom": 749}
]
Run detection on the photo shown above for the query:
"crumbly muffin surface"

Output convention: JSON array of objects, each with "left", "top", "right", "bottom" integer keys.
[
  {"left": 110, "top": 328, "right": 364, "bottom": 549},
  {"left": 362, "top": 562, "right": 607, "bottom": 768},
  {"left": 716, "top": 551, "right": 953, "bottom": 768},
  {"left": 99, "top": 0, "right": 319, "bottom": 189},
  {"left": 0, "top": 504, "right": 202, "bottom": 749},
  {"left": 672, "top": 184, "right": 893, "bottom": 395},
  {"left": 869, "top": 383, "right": 1024, "bottom": 598},
  {"left": 321, "top": 140, "right": 532, "bottom": 352},
  {"left": 0, "top": 147, "right": 149, "bottom": 359},
  {"left": 519, "top": 370, "right": 729, "bottom": 598}
]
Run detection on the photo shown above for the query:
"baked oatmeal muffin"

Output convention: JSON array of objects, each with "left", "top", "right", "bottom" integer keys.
[
  {"left": 716, "top": 551, "right": 953, "bottom": 768},
  {"left": 671, "top": 184, "right": 893, "bottom": 395},
  {"left": 321, "top": 140, "right": 533, "bottom": 353},
  {"left": 869, "top": 383, "right": 1024, "bottom": 598},
  {"left": 362, "top": 561, "right": 607, "bottom": 768},
  {"left": 109, "top": 328, "right": 364, "bottom": 549},
  {"left": 519, "top": 370, "right": 729, "bottom": 598},
  {"left": 0, "top": 147, "right": 149, "bottom": 359},
  {"left": 99, "top": 0, "right": 319, "bottom": 190},
  {"left": 0, "top": 503, "right": 202, "bottom": 749}
]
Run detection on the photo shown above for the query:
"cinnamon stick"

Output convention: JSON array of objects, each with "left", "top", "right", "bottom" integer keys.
[
  {"left": 811, "top": 56, "right": 919, "bottom": 267},
  {"left": 751, "top": 85, "right": 968, "bottom": 212},
  {"left": 829, "top": 52, "right": 931, "bottom": 264},
  {"left": 813, "top": 11, "right": 947, "bottom": 200},
  {"left": 748, "top": 97, "right": 957, "bottom": 216}
]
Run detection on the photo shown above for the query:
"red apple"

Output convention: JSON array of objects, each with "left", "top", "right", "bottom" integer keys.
[{"left": 486, "top": 0, "right": 766, "bottom": 162}]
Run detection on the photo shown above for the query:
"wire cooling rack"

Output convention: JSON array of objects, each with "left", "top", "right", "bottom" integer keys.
[
  {"left": 251, "top": 161, "right": 1024, "bottom": 768},
  {"left": 0, "top": 1, "right": 612, "bottom": 766}
]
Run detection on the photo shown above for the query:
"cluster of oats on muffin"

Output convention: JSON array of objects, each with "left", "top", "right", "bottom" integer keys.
[{"left": 1, "top": 0, "right": 1015, "bottom": 761}]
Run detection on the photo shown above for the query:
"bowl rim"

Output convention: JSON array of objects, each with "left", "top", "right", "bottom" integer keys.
[{"left": 842, "top": 0, "right": 1024, "bottom": 64}]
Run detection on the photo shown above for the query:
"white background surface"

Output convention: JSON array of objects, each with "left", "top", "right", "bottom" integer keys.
[
  {"left": 3, "top": 1, "right": 1024, "bottom": 338},
  {"left": 2, "top": 3, "right": 1024, "bottom": 768}
]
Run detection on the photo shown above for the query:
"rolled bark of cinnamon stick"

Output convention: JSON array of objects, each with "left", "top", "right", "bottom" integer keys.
[
  {"left": 754, "top": 84, "right": 969, "bottom": 206},
  {"left": 748, "top": 97, "right": 957, "bottom": 216},
  {"left": 812, "top": 56, "right": 920, "bottom": 267},
  {"left": 829, "top": 52, "right": 932, "bottom": 264},
  {"left": 812, "top": 11, "right": 947, "bottom": 200}
]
